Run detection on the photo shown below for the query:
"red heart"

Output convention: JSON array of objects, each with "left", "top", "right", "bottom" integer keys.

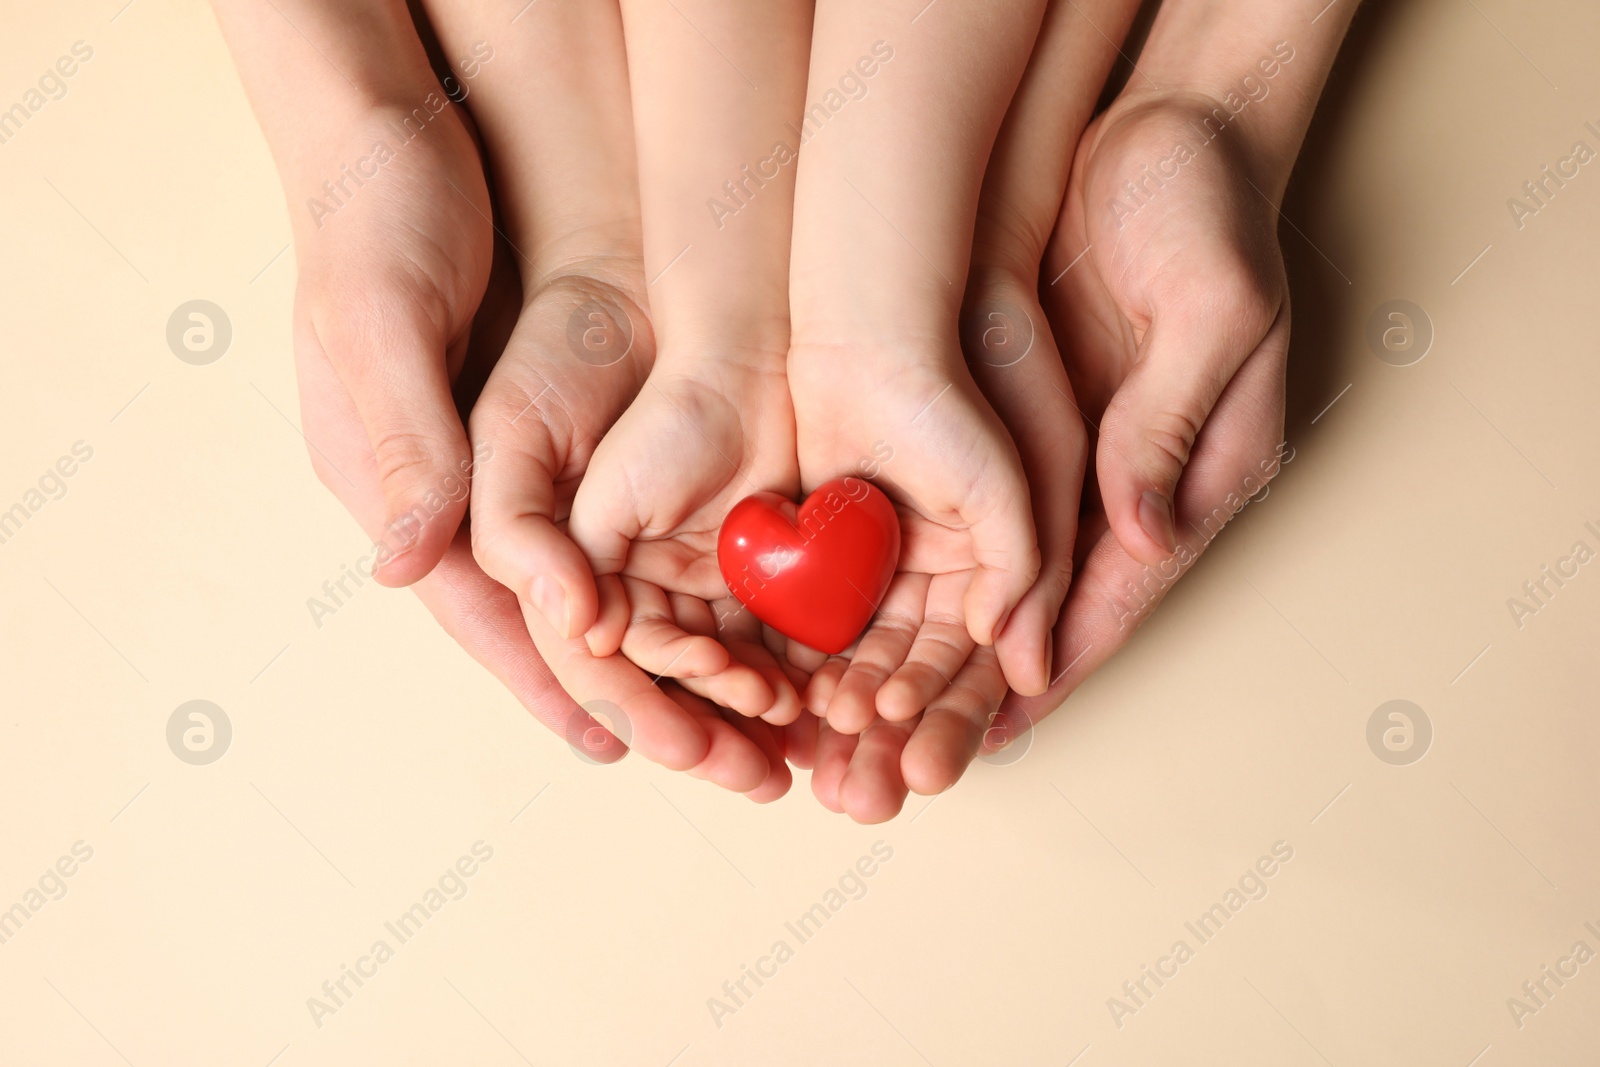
[{"left": 718, "top": 477, "right": 901, "bottom": 654}]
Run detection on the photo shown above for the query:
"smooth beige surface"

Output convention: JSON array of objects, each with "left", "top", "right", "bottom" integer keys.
[{"left": 3, "top": 1, "right": 1599, "bottom": 1064}]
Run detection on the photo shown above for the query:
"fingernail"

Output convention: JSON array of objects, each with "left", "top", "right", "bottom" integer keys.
[
  {"left": 1139, "top": 490, "right": 1177, "bottom": 553},
  {"left": 530, "top": 575, "right": 569, "bottom": 638}
]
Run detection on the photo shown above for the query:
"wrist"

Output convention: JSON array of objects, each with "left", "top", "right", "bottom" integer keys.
[
  {"left": 650, "top": 328, "right": 792, "bottom": 378},
  {"left": 644, "top": 269, "right": 794, "bottom": 375},
  {"left": 787, "top": 329, "right": 960, "bottom": 391},
  {"left": 788, "top": 277, "right": 962, "bottom": 361},
  {"left": 1094, "top": 87, "right": 1303, "bottom": 205},
  {"left": 1126, "top": 3, "right": 1357, "bottom": 203}
]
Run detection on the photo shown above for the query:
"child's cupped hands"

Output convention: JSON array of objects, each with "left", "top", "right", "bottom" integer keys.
[
  {"left": 558, "top": 0, "right": 820, "bottom": 727},
  {"left": 440, "top": 0, "right": 799, "bottom": 799}
]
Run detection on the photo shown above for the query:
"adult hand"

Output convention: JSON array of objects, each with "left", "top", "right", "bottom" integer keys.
[
  {"left": 216, "top": 0, "right": 787, "bottom": 792},
  {"left": 990, "top": 0, "right": 1361, "bottom": 757},
  {"left": 210, "top": 0, "right": 611, "bottom": 747}
]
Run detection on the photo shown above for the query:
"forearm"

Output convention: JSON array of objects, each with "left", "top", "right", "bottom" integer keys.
[
  {"left": 1130, "top": 0, "right": 1359, "bottom": 199},
  {"left": 420, "top": 0, "right": 641, "bottom": 297},
  {"left": 619, "top": 0, "right": 812, "bottom": 365},
  {"left": 971, "top": 0, "right": 1144, "bottom": 281},
  {"left": 789, "top": 0, "right": 1048, "bottom": 345},
  {"left": 209, "top": 0, "right": 440, "bottom": 187}
]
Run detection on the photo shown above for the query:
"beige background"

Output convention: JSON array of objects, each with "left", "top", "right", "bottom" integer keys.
[{"left": 3, "top": 0, "right": 1599, "bottom": 1064}]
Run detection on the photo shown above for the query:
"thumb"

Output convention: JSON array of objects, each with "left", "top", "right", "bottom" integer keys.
[
  {"left": 1095, "top": 297, "right": 1283, "bottom": 567},
  {"left": 303, "top": 284, "right": 476, "bottom": 588},
  {"left": 467, "top": 305, "right": 612, "bottom": 642}
]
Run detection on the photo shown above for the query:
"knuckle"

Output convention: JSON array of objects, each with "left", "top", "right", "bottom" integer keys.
[
  {"left": 913, "top": 623, "right": 970, "bottom": 666},
  {"left": 370, "top": 427, "right": 440, "bottom": 493},
  {"left": 1039, "top": 561, "right": 1075, "bottom": 606},
  {"left": 1135, "top": 407, "right": 1204, "bottom": 481},
  {"left": 467, "top": 519, "right": 502, "bottom": 571},
  {"left": 872, "top": 609, "right": 921, "bottom": 639},
  {"left": 843, "top": 659, "right": 893, "bottom": 688}
]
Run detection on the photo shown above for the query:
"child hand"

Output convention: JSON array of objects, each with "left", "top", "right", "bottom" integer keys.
[
  {"left": 801, "top": 0, "right": 1139, "bottom": 818},
  {"left": 783, "top": 0, "right": 1053, "bottom": 752},
  {"left": 788, "top": 363, "right": 1031, "bottom": 733},
  {"left": 563, "top": 0, "right": 817, "bottom": 726},
  {"left": 439, "top": 0, "right": 793, "bottom": 794},
  {"left": 566, "top": 355, "right": 806, "bottom": 723}
]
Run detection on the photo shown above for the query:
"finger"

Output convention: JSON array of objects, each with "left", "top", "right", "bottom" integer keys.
[
  {"left": 521, "top": 597, "right": 710, "bottom": 772},
  {"left": 299, "top": 279, "right": 483, "bottom": 589},
  {"left": 901, "top": 645, "right": 1008, "bottom": 796},
  {"left": 779, "top": 633, "right": 831, "bottom": 675},
  {"left": 810, "top": 722, "right": 859, "bottom": 814},
  {"left": 958, "top": 0, "right": 1134, "bottom": 687},
  {"left": 703, "top": 598, "right": 802, "bottom": 722},
  {"left": 782, "top": 710, "right": 820, "bottom": 770},
  {"left": 408, "top": 526, "right": 623, "bottom": 762},
  {"left": 758, "top": 625, "right": 827, "bottom": 689},
  {"left": 670, "top": 592, "right": 718, "bottom": 636},
  {"left": 838, "top": 719, "right": 915, "bottom": 824},
  {"left": 294, "top": 292, "right": 624, "bottom": 760},
  {"left": 778, "top": 654, "right": 817, "bottom": 701},
  {"left": 564, "top": 456, "right": 650, "bottom": 580},
  {"left": 957, "top": 449, "right": 1041, "bottom": 650},
  {"left": 997, "top": 320, "right": 1291, "bottom": 742},
  {"left": 668, "top": 596, "right": 782, "bottom": 717},
  {"left": 825, "top": 572, "right": 929, "bottom": 735},
  {"left": 804, "top": 657, "right": 850, "bottom": 717},
  {"left": 961, "top": 294, "right": 1085, "bottom": 695},
  {"left": 669, "top": 685, "right": 774, "bottom": 794},
  {"left": 700, "top": 596, "right": 813, "bottom": 701},
  {"left": 586, "top": 573, "right": 631, "bottom": 658},
  {"left": 879, "top": 571, "right": 976, "bottom": 721},
  {"left": 719, "top": 711, "right": 793, "bottom": 803},
  {"left": 468, "top": 284, "right": 649, "bottom": 641},
  {"left": 619, "top": 577, "right": 730, "bottom": 679},
  {"left": 731, "top": 642, "right": 804, "bottom": 726},
  {"left": 676, "top": 662, "right": 780, "bottom": 721},
  {"left": 1094, "top": 295, "right": 1280, "bottom": 566}
]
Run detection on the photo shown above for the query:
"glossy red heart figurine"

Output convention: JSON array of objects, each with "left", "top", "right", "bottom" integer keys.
[{"left": 717, "top": 477, "right": 901, "bottom": 654}]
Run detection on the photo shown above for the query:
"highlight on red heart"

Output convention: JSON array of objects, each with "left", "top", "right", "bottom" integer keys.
[{"left": 716, "top": 477, "right": 901, "bottom": 654}]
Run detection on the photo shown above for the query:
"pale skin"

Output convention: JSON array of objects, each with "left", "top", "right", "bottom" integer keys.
[
  {"left": 421, "top": 0, "right": 802, "bottom": 793},
  {"left": 212, "top": 0, "right": 797, "bottom": 798},
  {"left": 213, "top": 0, "right": 1359, "bottom": 821},
  {"left": 869, "top": 0, "right": 1363, "bottom": 809},
  {"left": 561, "top": 0, "right": 816, "bottom": 727},
  {"left": 788, "top": 0, "right": 1054, "bottom": 734},
  {"left": 804, "top": 0, "right": 1142, "bottom": 821},
  {"left": 517, "top": 0, "right": 1051, "bottom": 745}
]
